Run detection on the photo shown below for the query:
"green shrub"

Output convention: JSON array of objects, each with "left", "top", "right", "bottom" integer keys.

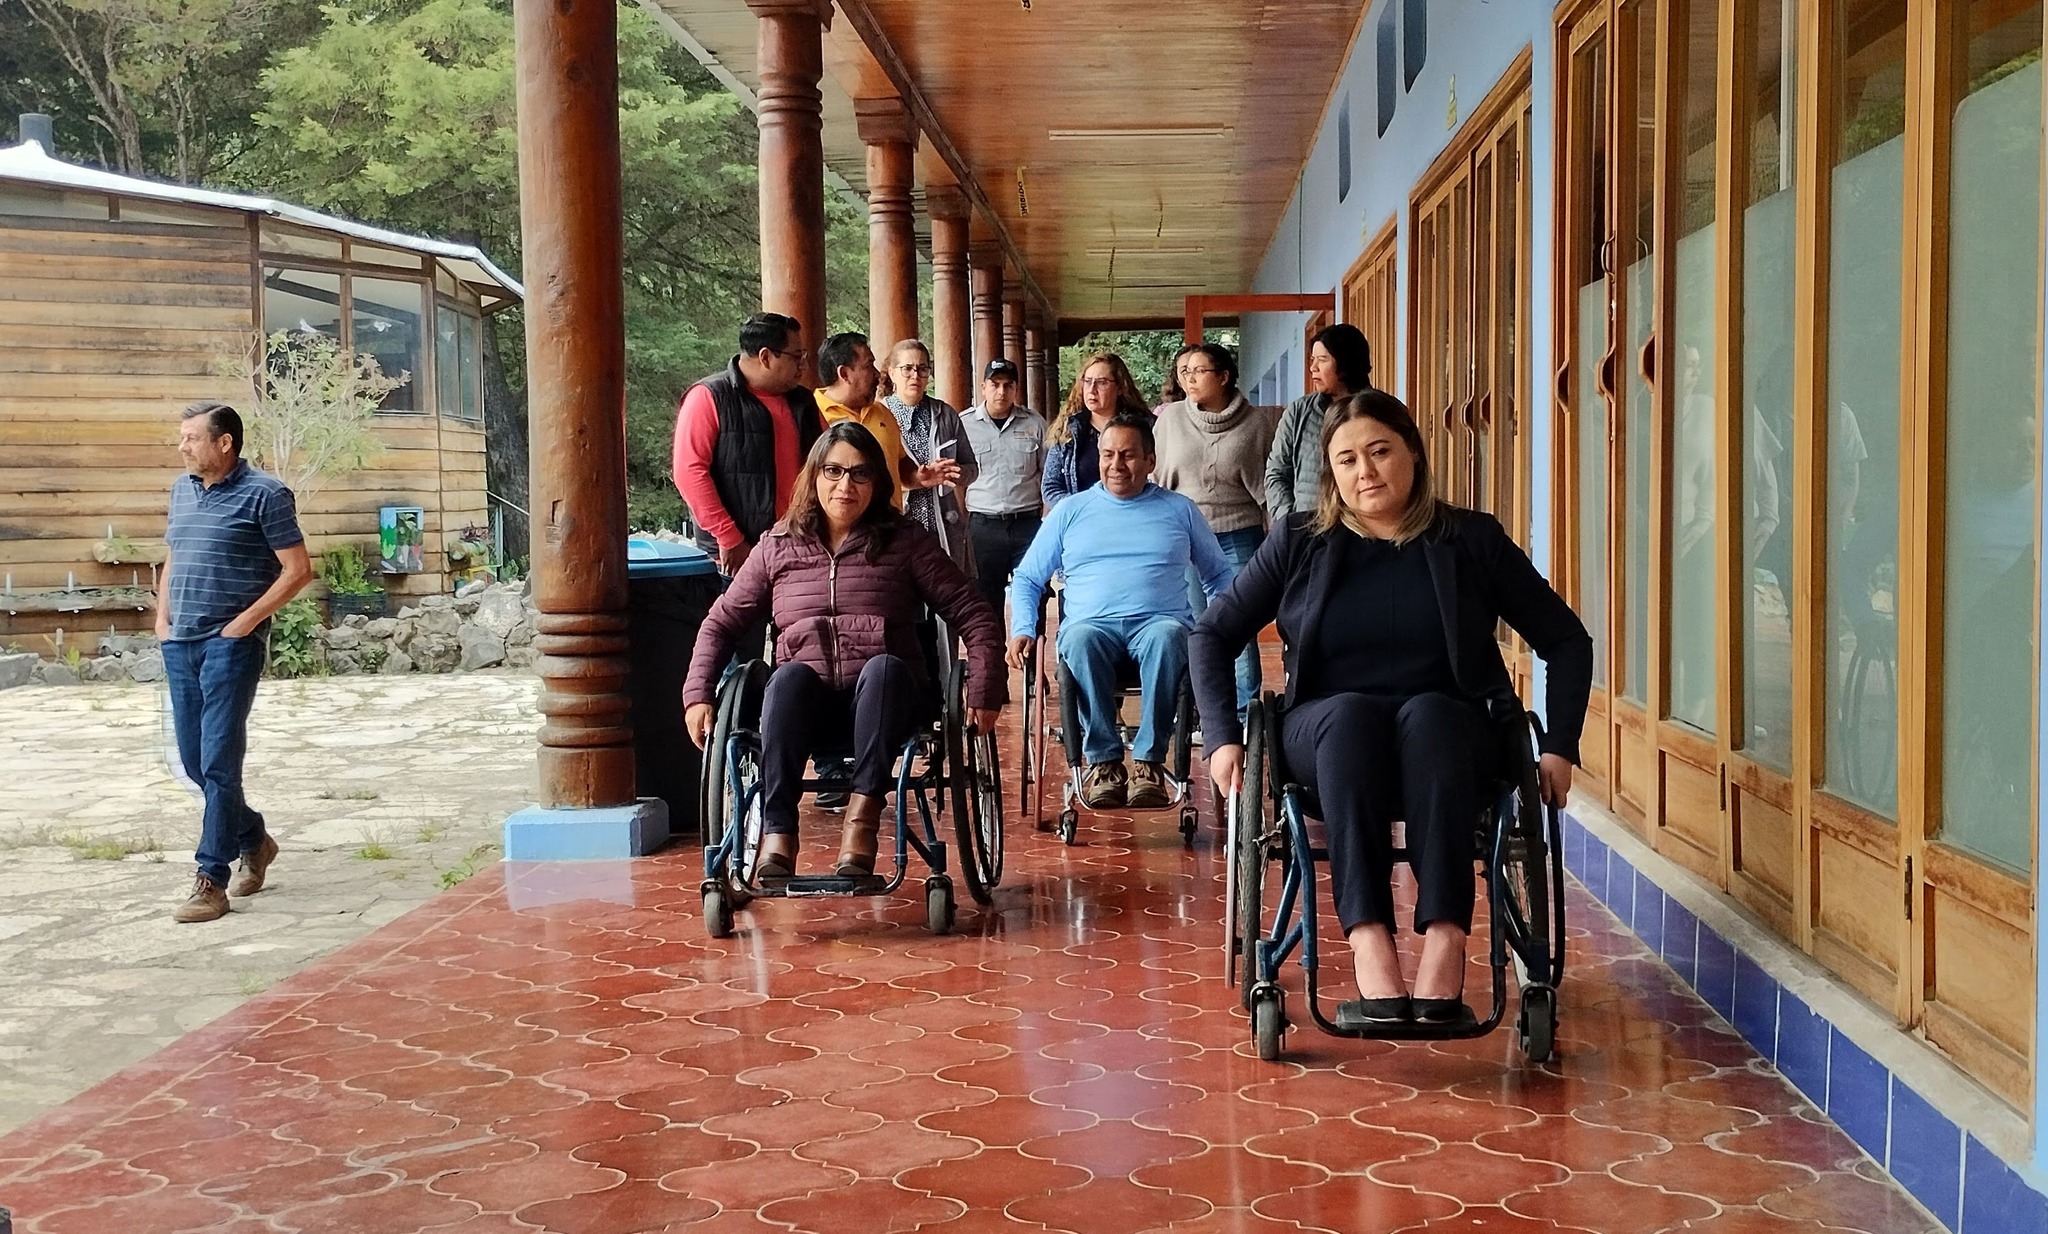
[
  {"left": 318, "top": 544, "right": 382, "bottom": 596},
  {"left": 266, "top": 598, "right": 324, "bottom": 678}
]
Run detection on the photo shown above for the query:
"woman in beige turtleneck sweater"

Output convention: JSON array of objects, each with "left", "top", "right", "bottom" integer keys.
[{"left": 1154, "top": 342, "right": 1275, "bottom": 719}]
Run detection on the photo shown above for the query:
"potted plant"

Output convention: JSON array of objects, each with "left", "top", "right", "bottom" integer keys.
[{"left": 320, "top": 544, "right": 388, "bottom": 622}]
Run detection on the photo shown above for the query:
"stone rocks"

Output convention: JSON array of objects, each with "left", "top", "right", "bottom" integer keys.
[
  {"left": 328, "top": 650, "right": 362, "bottom": 675},
  {"left": 96, "top": 634, "right": 157, "bottom": 657},
  {"left": 32, "top": 661, "right": 78, "bottom": 687},
  {"left": 0, "top": 652, "right": 40, "bottom": 690},
  {"left": 411, "top": 635, "right": 460, "bottom": 674},
  {"left": 456, "top": 578, "right": 491, "bottom": 598},
  {"left": 342, "top": 613, "right": 370, "bottom": 630},
  {"left": 421, "top": 595, "right": 456, "bottom": 611},
  {"left": 472, "top": 591, "right": 526, "bottom": 639},
  {"left": 505, "top": 621, "right": 534, "bottom": 648},
  {"left": 419, "top": 608, "right": 462, "bottom": 639},
  {"left": 125, "top": 649, "right": 164, "bottom": 684},
  {"left": 458, "top": 626, "right": 506, "bottom": 671},
  {"left": 504, "top": 646, "right": 539, "bottom": 670},
  {"left": 364, "top": 618, "right": 398, "bottom": 640},
  {"left": 322, "top": 626, "right": 362, "bottom": 651},
  {"left": 82, "top": 656, "right": 125, "bottom": 683},
  {"left": 380, "top": 649, "right": 414, "bottom": 675}
]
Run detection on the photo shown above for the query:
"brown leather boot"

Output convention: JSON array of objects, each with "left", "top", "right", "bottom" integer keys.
[
  {"left": 754, "top": 832, "right": 798, "bottom": 884},
  {"left": 836, "top": 793, "right": 886, "bottom": 880},
  {"left": 173, "top": 874, "right": 229, "bottom": 923},
  {"left": 228, "top": 833, "right": 279, "bottom": 897}
]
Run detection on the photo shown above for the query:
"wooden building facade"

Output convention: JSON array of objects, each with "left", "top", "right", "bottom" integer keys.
[{"left": 0, "top": 139, "right": 521, "bottom": 655}]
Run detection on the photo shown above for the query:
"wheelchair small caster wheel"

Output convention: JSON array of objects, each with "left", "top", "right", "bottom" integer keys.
[
  {"left": 1251, "top": 987, "right": 1284, "bottom": 1061},
  {"left": 1058, "top": 809, "right": 1079, "bottom": 846},
  {"left": 925, "top": 877, "right": 955, "bottom": 935},
  {"left": 1517, "top": 983, "right": 1557, "bottom": 1063},
  {"left": 1178, "top": 807, "right": 1198, "bottom": 845},
  {"left": 703, "top": 886, "right": 734, "bottom": 940}
]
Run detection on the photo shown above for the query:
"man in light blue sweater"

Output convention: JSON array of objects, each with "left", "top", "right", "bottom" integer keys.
[{"left": 1007, "top": 414, "right": 1235, "bottom": 809}]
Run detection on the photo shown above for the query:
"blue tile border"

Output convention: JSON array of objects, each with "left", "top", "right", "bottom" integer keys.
[{"left": 1558, "top": 808, "right": 2048, "bottom": 1234}]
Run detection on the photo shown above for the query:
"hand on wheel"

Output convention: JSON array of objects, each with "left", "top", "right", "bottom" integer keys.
[
  {"left": 686, "top": 702, "right": 715, "bottom": 750},
  {"left": 1537, "top": 752, "right": 1574, "bottom": 806},
  {"left": 1208, "top": 744, "right": 1246, "bottom": 799},
  {"left": 967, "top": 707, "right": 1001, "bottom": 735},
  {"left": 1005, "top": 635, "right": 1034, "bottom": 671}
]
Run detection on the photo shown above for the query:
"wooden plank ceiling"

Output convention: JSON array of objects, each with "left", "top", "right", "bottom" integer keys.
[{"left": 643, "top": 0, "right": 1368, "bottom": 326}]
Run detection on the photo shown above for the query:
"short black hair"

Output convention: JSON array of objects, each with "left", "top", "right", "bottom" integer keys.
[
  {"left": 1310, "top": 322, "right": 1373, "bottom": 393},
  {"left": 1100, "top": 411, "right": 1156, "bottom": 458},
  {"left": 818, "top": 331, "right": 870, "bottom": 385},
  {"left": 181, "top": 400, "right": 243, "bottom": 456},
  {"left": 739, "top": 312, "right": 801, "bottom": 359}
]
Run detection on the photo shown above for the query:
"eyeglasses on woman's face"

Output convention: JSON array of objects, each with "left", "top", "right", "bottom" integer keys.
[
  {"left": 894, "top": 363, "right": 933, "bottom": 377},
  {"left": 1176, "top": 366, "right": 1219, "bottom": 379},
  {"left": 819, "top": 462, "right": 876, "bottom": 486},
  {"left": 1080, "top": 377, "right": 1118, "bottom": 391}
]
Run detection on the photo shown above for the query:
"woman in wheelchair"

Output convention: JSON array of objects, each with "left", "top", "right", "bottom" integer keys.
[
  {"left": 1190, "top": 390, "right": 1592, "bottom": 1028},
  {"left": 684, "top": 422, "right": 1006, "bottom": 883}
]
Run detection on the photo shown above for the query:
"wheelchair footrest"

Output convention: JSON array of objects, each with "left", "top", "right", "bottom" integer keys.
[
  {"left": 1329, "top": 1008, "right": 1482, "bottom": 1040},
  {"left": 766, "top": 874, "right": 887, "bottom": 897}
]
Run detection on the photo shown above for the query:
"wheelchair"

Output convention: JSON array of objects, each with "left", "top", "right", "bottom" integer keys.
[
  {"left": 699, "top": 654, "right": 1005, "bottom": 939},
  {"left": 1017, "top": 622, "right": 1199, "bottom": 847},
  {"left": 1225, "top": 692, "right": 1566, "bottom": 1063}
]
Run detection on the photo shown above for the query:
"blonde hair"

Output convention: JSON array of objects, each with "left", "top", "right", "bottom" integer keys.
[
  {"left": 1051, "top": 351, "right": 1151, "bottom": 444},
  {"left": 1310, "top": 390, "right": 1441, "bottom": 544}
]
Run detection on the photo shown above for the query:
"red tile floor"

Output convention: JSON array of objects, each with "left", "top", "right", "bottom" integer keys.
[{"left": 0, "top": 780, "right": 1945, "bottom": 1234}]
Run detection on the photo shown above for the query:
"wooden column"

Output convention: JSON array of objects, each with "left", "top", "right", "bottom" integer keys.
[
  {"left": 1023, "top": 321, "right": 1046, "bottom": 414},
  {"left": 970, "top": 249, "right": 1004, "bottom": 386},
  {"left": 750, "top": 0, "right": 830, "bottom": 386},
  {"left": 855, "top": 97, "right": 919, "bottom": 352},
  {"left": 1001, "top": 287, "right": 1026, "bottom": 366},
  {"left": 928, "top": 186, "right": 972, "bottom": 411},
  {"left": 514, "top": 0, "right": 634, "bottom": 809}
]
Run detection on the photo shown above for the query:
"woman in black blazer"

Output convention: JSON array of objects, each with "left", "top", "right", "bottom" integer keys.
[{"left": 1191, "top": 390, "right": 1592, "bottom": 1029}]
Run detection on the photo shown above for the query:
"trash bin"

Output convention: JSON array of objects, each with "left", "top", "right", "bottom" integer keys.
[{"left": 626, "top": 537, "right": 721, "bottom": 841}]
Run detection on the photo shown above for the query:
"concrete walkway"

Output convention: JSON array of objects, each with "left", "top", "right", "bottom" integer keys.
[{"left": 0, "top": 673, "right": 539, "bottom": 1133}]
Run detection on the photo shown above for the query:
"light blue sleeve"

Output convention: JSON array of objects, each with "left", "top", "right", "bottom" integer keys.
[
  {"left": 1008, "top": 499, "right": 1070, "bottom": 639},
  {"left": 1187, "top": 500, "right": 1234, "bottom": 599}
]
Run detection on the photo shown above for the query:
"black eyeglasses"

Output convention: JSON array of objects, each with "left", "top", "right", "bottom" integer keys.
[
  {"left": 1176, "top": 366, "right": 1219, "bottom": 379},
  {"left": 771, "top": 346, "right": 809, "bottom": 363},
  {"left": 819, "top": 463, "right": 876, "bottom": 486}
]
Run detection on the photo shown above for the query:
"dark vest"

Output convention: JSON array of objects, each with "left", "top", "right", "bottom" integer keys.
[{"left": 691, "top": 356, "right": 823, "bottom": 552}]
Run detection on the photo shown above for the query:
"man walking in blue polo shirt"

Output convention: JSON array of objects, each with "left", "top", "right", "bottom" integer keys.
[
  {"left": 1006, "top": 413, "right": 1234, "bottom": 810},
  {"left": 158, "top": 401, "right": 313, "bottom": 922}
]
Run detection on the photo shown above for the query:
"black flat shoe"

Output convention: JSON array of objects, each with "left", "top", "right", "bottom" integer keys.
[
  {"left": 1335, "top": 996, "right": 1412, "bottom": 1028},
  {"left": 1411, "top": 997, "right": 1472, "bottom": 1025}
]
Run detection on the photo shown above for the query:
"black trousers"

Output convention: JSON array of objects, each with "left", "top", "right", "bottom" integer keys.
[
  {"left": 759, "top": 656, "right": 926, "bottom": 836},
  {"left": 1280, "top": 691, "right": 1492, "bottom": 935},
  {"left": 970, "top": 511, "right": 1042, "bottom": 622}
]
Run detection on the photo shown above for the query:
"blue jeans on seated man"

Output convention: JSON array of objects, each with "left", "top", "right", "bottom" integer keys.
[
  {"left": 1056, "top": 614, "right": 1189, "bottom": 765},
  {"left": 1186, "top": 524, "right": 1264, "bottom": 721},
  {"left": 162, "top": 633, "right": 270, "bottom": 890}
]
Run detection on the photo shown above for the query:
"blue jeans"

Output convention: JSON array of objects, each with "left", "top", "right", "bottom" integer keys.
[
  {"left": 1057, "top": 615, "right": 1188, "bottom": 765},
  {"left": 1187, "top": 524, "right": 1264, "bottom": 719},
  {"left": 163, "top": 634, "right": 269, "bottom": 888}
]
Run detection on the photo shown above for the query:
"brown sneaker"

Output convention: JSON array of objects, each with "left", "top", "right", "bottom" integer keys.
[
  {"left": 1127, "top": 762, "right": 1170, "bottom": 809},
  {"left": 228, "top": 833, "right": 279, "bottom": 897},
  {"left": 1081, "top": 762, "right": 1127, "bottom": 810},
  {"left": 173, "top": 874, "right": 229, "bottom": 923}
]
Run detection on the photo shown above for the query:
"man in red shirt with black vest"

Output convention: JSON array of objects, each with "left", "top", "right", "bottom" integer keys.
[{"left": 671, "top": 313, "right": 825, "bottom": 575}]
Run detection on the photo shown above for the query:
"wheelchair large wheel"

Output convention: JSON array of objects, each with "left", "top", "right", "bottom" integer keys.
[
  {"left": 1234, "top": 699, "right": 1270, "bottom": 1010},
  {"left": 701, "top": 662, "right": 767, "bottom": 910},
  {"left": 1500, "top": 715, "right": 1555, "bottom": 988},
  {"left": 1017, "top": 645, "right": 1037, "bottom": 822},
  {"left": 948, "top": 661, "right": 1004, "bottom": 906}
]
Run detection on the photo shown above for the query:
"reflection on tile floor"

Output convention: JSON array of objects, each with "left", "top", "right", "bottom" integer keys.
[{"left": 0, "top": 798, "right": 1944, "bottom": 1233}]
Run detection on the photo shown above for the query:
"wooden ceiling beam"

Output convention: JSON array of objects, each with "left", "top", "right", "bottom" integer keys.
[{"left": 834, "top": 0, "right": 1055, "bottom": 325}]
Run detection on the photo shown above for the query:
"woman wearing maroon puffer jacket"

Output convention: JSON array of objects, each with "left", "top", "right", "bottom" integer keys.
[{"left": 685, "top": 421, "right": 1007, "bottom": 883}]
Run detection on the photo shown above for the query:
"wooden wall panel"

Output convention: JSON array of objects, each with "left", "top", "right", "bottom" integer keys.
[{"left": 0, "top": 212, "right": 487, "bottom": 653}]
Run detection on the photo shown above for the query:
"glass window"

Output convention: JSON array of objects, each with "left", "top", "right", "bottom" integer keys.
[
  {"left": 1621, "top": 4, "right": 1659, "bottom": 707},
  {"left": 261, "top": 223, "right": 344, "bottom": 261},
  {"left": 462, "top": 313, "right": 483, "bottom": 423},
  {"left": 1740, "top": 0, "right": 1799, "bottom": 772},
  {"left": 1822, "top": 0, "right": 1908, "bottom": 817},
  {"left": 1668, "top": 0, "right": 1720, "bottom": 736},
  {"left": 351, "top": 276, "right": 427, "bottom": 412},
  {"left": 1939, "top": 1, "right": 2044, "bottom": 875},
  {"left": 1378, "top": 6, "right": 1399, "bottom": 137},
  {"left": 435, "top": 266, "right": 459, "bottom": 298},
  {"left": 352, "top": 242, "right": 423, "bottom": 271},
  {"left": 262, "top": 267, "right": 343, "bottom": 340},
  {"left": 1574, "top": 33, "right": 1610, "bottom": 690},
  {"left": 436, "top": 302, "right": 462, "bottom": 418}
]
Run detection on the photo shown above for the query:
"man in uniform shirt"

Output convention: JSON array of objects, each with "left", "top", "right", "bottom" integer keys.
[
  {"left": 158, "top": 401, "right": 313, "bottom": 922},
  {"left": 961, "top": 359, "right": 1048, "bottom": 620}
]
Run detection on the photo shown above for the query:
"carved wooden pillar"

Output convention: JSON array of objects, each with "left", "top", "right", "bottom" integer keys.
[
  {"left": 928, "top": 187, "right": 972, "bottom": 411},
  {"left": 514, "top": 0, "right": 634, "bottom": 811},
  {"left": 1023, "top": 321, "right": 1046, "bottom": 414},
  {"left": 855, "top": 97, "right": 919, "bottom": 353},
  {"left": 750, "top": 0, "right": 830, "bottom": 386},
  {"left": 1001, "top": 288, "right": 1026, "bottom": 368},
  {"left": 970, "top": 250, "right": 1004, "bottom": 388}
]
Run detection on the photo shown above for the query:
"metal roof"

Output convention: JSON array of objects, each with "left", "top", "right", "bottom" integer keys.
[{"left": 0, "top": 139, "right": 524, "bottom": 302}]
